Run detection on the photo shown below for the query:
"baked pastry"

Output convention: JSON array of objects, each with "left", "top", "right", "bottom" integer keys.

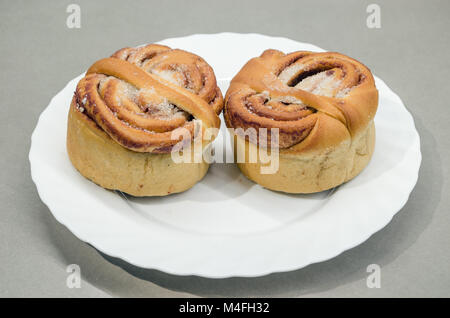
[
  {"left": 67, "top": 44, "right": 223, "bottom": 196},
  {"left": 224, "top": 50, "right": 378, "bottom": 193}
]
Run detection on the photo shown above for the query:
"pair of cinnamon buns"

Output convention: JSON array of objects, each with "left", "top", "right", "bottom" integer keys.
[{"left": 67, "top": 44, "right": 378, "bottom": 196}]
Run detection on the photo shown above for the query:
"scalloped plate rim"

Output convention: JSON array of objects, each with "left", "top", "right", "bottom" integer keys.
[{"left": 29, "top": 33, "right": 421, "bottom": 278}]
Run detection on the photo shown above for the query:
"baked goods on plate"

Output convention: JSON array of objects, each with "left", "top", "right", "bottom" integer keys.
[
  {"left": 224, "top": 49, "right": 378, "bottom": 193},
  {"left": 67, "top": 44, "right": 223, "bottom": 196}
]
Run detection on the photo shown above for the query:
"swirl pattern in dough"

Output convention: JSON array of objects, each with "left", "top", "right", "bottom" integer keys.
[
  {"left": 224, "top": 49, "right": 378, "bottom": 193},
  {"left": 74, "top": 44, "right": 222, "bottom": 153},
  {"left": 67, "top": 44, "right": 223, "bottom": 196}
]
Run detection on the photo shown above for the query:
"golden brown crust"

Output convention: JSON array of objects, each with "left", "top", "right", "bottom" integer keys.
[
  {"left": 67, "top": 99, "right": 209, "bottom": 196},
  {"left": 234, "top": 122, "right": 375, "bottom": 193},
  {"left": 225, "top": 50, "right": 377, "bottom": 152},
  {"left": 74, "top": 44, "right": 223, "bottom": 153},
  {"left": 225, "top": 50, "right": 378, "bottom": 193},
  {"left": 67, "top": 44, "right": 223, "bottom": 196}
]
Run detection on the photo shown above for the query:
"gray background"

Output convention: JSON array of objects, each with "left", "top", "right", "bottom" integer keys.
[{"left": 1, "top": 0, "right": 449, "bottom": 297}]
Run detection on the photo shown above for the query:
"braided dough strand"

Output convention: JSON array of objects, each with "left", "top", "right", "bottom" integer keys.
[
  {"left": 225, "top": 50, "right": 378, "bottom": 152},
  {"left": 74, "top": 44, "right": 222, "bottom": 153}
]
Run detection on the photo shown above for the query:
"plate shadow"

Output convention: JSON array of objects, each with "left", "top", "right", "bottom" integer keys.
[{"left": 42, "top": 116, "right": 437, "bottom": 297}]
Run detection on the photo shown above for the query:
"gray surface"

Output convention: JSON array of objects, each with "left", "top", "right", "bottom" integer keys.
[{"left": 1, "top": 0, "right": 449, "bottom": 297}]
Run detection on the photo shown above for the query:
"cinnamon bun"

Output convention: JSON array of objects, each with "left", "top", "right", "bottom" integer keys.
[
  {"left": 224, "top": 50, "right": 378, "bottom": 193},
  {"left": 67, "top": 44, "right": 223, "bottom": 196}
]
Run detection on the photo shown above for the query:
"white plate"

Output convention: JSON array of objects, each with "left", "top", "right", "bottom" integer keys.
[{"left": 29, "top": 33, "right": 421, "bottom": 278}]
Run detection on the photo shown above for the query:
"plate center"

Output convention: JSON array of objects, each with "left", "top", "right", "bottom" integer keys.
[{"left": 121, "top": 161, "right": 334, "bottom": 236}]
